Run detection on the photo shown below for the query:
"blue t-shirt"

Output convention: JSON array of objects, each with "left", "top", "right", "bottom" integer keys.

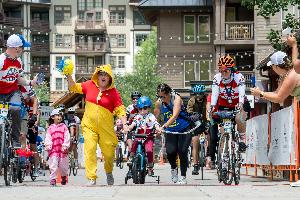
[{"left": 160, "top": 95, "right": 190, "bottom": 132}]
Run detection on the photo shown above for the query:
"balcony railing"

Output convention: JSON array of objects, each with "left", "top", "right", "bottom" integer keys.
[
  {"left": 225, "top": 22, "right": 254, "bottom": 40},
  {"left": 75, "top": 20, "right": 106, "bottom": 31},
  {"left": 76, "top": 42, "right": 107, "bottom": 53},
  {"left": 76, "top": 65, "right": 97, "bottom": 75},
  {"left": 0, "top": 17, "right": 23, "bottom": 27},
  {"left": 242, "top": 70, "right": 255, "bottom": 87},
  {"left": 31, "top": 19, "right": 50, "bottom": 31},
  {"left": 9, "top": 0, "right": 51, "bottom": 4},
  {"left": 31, "top": 42, "right": 50, "bottom": 54}
]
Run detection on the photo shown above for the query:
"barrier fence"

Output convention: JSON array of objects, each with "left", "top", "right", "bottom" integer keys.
[{"left": 244, "top": 97, "right": 300, "bottom": 181}]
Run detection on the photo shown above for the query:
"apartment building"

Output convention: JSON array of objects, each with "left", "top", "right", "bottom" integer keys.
[{"left": 0, "top": 0, "right": 151, "bottom": 103}]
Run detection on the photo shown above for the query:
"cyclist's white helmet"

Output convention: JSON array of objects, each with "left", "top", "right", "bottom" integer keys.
[{"left": 68, "top": 107, "right": 76, "bottom": 112}]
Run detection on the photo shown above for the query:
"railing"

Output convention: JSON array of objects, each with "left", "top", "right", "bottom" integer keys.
[
  {"left": 9, "top": 0, "right": 51, "bottom": 4},
  {"left": 241, "top": 70, "right": 255, "bottom": 87},
  {"left": 75, "top": 65, "right": 97, "bottom": 75},
  {"left": 75, "top": 42, "right": 107, "bottom": 53},
  {"left": 30, "top": 65, "right": 50, "bottom": 74},
  {"left": 0, "top": 17, "right": 23, "bottom": 27},
  {"left": 75, "top": 20, "right": 106, "bottom": 30},
  {"left": 225, "top": 21, "right": 254, "bottom": 40},
  {"left": 31, "top": 42, "right": 50, "bottom": 54},
  {"left": 31, "top": 19, "right": 50, "bottom": 31}
]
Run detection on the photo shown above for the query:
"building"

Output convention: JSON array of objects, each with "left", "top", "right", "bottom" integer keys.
[{"left": 0, "top": 0, "right": 151, "bottom": 104}]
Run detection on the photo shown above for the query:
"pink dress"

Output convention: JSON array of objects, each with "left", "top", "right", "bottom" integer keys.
[{"left": 45, "top": 123, "right": 70, "bottom": 180}]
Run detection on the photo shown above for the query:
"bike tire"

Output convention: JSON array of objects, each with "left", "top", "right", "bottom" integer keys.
[
  {"left": 132, "top": 156, "right": 139, "bottom": 184},
  {"left": 233, "top": 148, "right": 241, "bottom": 185},
  {"left": 17, "top": 168, "right": 23, "bottom": 183},
  {"left": 222, "top": 134, "right": 233, "bottom": 185},
  {"left": 73, "top": 166, "right": 78, "bottom": 176},
  {"left": 3, "top": 149, "right": 11, "bottom": 186},
  {"left": 199, "top": 143, "right": 205, "bottom": 180},
  {"left": 119, "top": 148, "right": 123, "bottom": 169},
  {"left": 0, "top": 125, "right": 5, "bottom": 168},
  {"left": 115, "top": 147, "right": 121, "bottom": 167}
]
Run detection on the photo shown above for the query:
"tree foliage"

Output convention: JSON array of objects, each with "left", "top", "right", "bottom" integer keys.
[
  {"left": 35, "top": 81, "right": 50, "bottom": 103},
  {"left": 115, "top": 28, "right": 163, "bottom": 106},
  {"left": 241, "top": 0, "right": 300, "bottom": 18}
]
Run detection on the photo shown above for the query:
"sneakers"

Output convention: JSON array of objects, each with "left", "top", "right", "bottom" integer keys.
[
  {"left": 148, "top": 168, "right": 154, "bottom": 176},
  {"left": 171, "top": 168, "right": 178, "bottom": 183},
  {"left": 106, "top": 173, "right": 114, "bottom": 185},
  {"left": 177, "top": 176, "right": 187, "bottom": 184},
  {"left": 192, "top": 164, "right": 199, "bottom": 175},
  {"left": 290, "top": 180, "right": 300, "bottom": 187},
  {"left": 61, "top": 176, "right": 67, "bottom": 185},
  {"left": 32, "top": 169, "right": 39, "bottom": 177},
  {"left": 86, "top": 179, "right": 96, "bottom": 186},
  {"left": 50, "top": 179, "right": 56, "bottom": 186}
]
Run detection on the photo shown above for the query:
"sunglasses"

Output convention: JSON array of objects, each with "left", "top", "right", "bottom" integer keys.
[
  {"left": 98, "top": 71, "right": 108, "bottom": 76},
  {"left": 156, "top": 95, "right": 166, "bottom": 99},
  {"left": 132, "top": 97, "right": 139, "bottom": 101},
  {"left": 139, "top": 106, "right": 149, "bottom": 110},
  {"left": 219, "top": 69, "right": 230, "bottom": 74}
]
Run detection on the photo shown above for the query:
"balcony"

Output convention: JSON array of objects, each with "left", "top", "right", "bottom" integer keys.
[
  {"left": 0, "top": 16, "right": 23, "bottom": 27},
  {"left": 30, "top": 64, "right": 50, "bottom": 76},
  {"left": 9, "top": 0, "right": 51, "bottom": 4},
  {"left": 75, "top": 42, "right": 107, "bottom": 54},
  {"left": 31, "top": 19, "right": 50, "bottom": 32},
  {"left": 75, "top": 20, "right": 106, "bottom": 32},
  {"left": 31, "top": 42, "right": 50, "bottom": 55},
  {"left": 225, "top": 22, "right": 254, "bottom": 40},
  {"left": 75, "top": 65, "right": 97, "bottom": 78}
]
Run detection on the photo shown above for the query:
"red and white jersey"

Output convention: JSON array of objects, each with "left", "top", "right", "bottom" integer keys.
[
  {"left": 126, "top": 104, "right": 138, "bottom": 124},
  {"left": 132, "top": 113, "right": 159, "bottom": 135},
  {"left": 211, "top": 72, "right": 245, "bottom": 108},
  {"left": 0, "top": 53, "right": 24, "bottom": 94}
]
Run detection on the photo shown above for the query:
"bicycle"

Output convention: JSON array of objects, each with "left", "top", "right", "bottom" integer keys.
[
  {"left": 68, "top": 134, "right": 79, "bottom": 176},
  {"left": 0, "top": 101, "right": 25, "bottom": 186},
  {"left": 115, "top": 138, "right": 124, "bottom": 169},
  {"left": 125, "top": 133, "right": 160, "bottom": 184},
  {"left": 214, "top": 110, "right": 242, "bottom": 185},
  {"left": 198, "top": 132, "right": 206, "bottom": 180}
]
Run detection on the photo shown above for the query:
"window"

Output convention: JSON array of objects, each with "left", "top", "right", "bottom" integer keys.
[
  {"left": 55, "top": 34, "right": 72, "bottom": 48},
  {"left": 78, "top": 12, "right": 85, "bottom": 20},
  {"left": 64, "top": 78, "right": 68, "bottom": 91},
  {"left": 54, "top": 6, "right": 71, "bottom": 25},
  {"left": 55, "top": 78, "right": 63, "bottom": 91},
  {"left": 32, "top": 57, "right": 49, "bottom": 65},
  {"left": 198, "top": 16, "right": 210, "bottom": 42},
  {"left": 184, "top": 15, "right": 210, "bottom": 43},
  {"left": 78, "top": 56, "right": 86, "bottom": 65},
  {"left": 225, "top": 7, "right": 236, "bottom": 22},
  {"left": 118, "top": 56, "right": 125, "bottom": 68},
  {"left": 184, "top": 15, "right": 195, "bottom": 43},
  {"left": 135, "top": 34, "right": 148, "bottom": 46},
  {"left": 110, "top": 34, "right": 126, "bottom": 48},
  {"left": 184, "top": 60, "right": 196, "bottom": 87},
  {"left": 133, "top": 9, "right": 146, "bottom": 25},
  {"left": 56, "top": 56, "right": 62, "bottom": 67},
  {"left": 87, "top": 0, "right": 93, "bottom": 10},
  {"left": 32, "top": 34, "right": 49, "bottom": 43},
  {"left": 96, "top": 12, "right": 102, "bottom": 20},
  {"left": 109, "top": 6, "right": 126, "bottom": 25},
  {"left": 110, "top": 56, "right": 117, "bottom": 68},
  {"left": 95, "top": 0, "right": 102, "bottom": 8},
  {"left": 78, "top": 0, "right": 85, "bottom": 11},
  {"left": 199, "top": 60, "right": 210, "bottom": 80},
  {"left": 95, "top": 56, "right": 102, "bottom": 65}
]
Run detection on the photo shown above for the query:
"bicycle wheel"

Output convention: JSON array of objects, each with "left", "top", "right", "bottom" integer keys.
[
  {"left": 199, "top": 143, "right": 205, "bottom": 180},
  {"left": 115, "top": 147, "right": 121, "bottom": 168},
  {"left": 0, "top": 125, "right": 5, "bottom": 168},
  {"left": 132, "top": 156, "right": 140, "bottom": 184},
  {"left": 233, "top": 146, "right": 241, "bottom": 185},
  {"left": 217, "top": 133, "right": 233, "bottom": 185},
  {"left": 69, "top": 154, "right": 74, "bottom": 176},
  {"left": 73, "top": 164, "right": 78, "bottom": 176},
  {"left": 118, "top": 148, "right": 123, "bottom": 169},
  {"left": 3, "top": 148, "right": 12, "bottom": 186}
]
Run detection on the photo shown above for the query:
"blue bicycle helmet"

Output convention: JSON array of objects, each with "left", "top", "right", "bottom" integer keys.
[
  {"left": 192, "top": 84, "right": 206, "bottom": 93},
  {"left": 137, "top": 96, "right": 152, "bottom": 109}
]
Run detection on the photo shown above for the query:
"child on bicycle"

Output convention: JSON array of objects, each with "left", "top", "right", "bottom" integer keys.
[
  {"left": 128, "top": 96, "right": 160, "bottom": 176},
  {"left": 45, "top": 108, "right": 70, "bottom": 186}
]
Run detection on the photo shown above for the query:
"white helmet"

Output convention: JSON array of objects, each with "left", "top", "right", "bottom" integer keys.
[{"left": 67, "top": 107, "right": 76, "bottom": 113}]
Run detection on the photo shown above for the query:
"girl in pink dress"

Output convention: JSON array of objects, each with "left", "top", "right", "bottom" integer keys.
[{"left": 45, "top": 108, "right": 70, "bottom": 186}]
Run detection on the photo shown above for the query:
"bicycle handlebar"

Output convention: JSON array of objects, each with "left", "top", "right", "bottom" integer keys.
[{"left": 133, "top": 134, "right": 148, "bottom": 138}]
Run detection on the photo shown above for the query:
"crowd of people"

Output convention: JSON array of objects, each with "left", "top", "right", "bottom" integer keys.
[{"left": 1, "top": 32, "right": 300, "bottom": 187}]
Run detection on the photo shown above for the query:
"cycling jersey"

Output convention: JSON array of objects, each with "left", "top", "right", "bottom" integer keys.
[
  {"left": 211, "top": 72, "right": 245, "bottom": 109},
  {"left": 126, "top": 104, "right": 138, "bottom": 124},
  {"left": 132, "top": 113, "right": 159, "bottom": 135},
  {"left": 0, "top": 53, "right": 24, "bottom": 94}
]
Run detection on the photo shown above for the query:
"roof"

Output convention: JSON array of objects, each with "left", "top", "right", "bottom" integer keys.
[{"left": 138, "top": 0, "right": 213, "bottom": 7}]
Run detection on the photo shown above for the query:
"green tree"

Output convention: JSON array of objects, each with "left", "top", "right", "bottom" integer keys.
[
  {"left": 242, "top": 0, "right": 300, "bottom": 52},
  {"left": 35, "top": 81, "right": 50, "bottom": 128},
  {"left": 115, "top": 28, "right": 163, "bottom": 106}
]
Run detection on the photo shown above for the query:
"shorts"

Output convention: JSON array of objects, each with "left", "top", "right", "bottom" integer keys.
[
  {"left": 27, "top": 126, "right": 38, "bottom": 144},
  {"left": 126, "top": 131, "right": 133, "bottom": 140}
]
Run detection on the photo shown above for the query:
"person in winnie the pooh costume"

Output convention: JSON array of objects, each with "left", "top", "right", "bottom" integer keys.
[{"left": 67, "top": 64, "right": 128, "bottom": 186}]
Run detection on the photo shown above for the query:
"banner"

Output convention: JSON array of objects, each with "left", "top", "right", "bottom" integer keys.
[
  {"left": 246, "top": 114, "right": 269, "bottom": 165},
  {"left": 268, "top": 106, "right": 295, "bottom": 165}
]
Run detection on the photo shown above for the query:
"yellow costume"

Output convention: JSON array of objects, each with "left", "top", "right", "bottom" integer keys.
[{"left": 69, "top": 65, "right": 126, "bottom": 180}]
